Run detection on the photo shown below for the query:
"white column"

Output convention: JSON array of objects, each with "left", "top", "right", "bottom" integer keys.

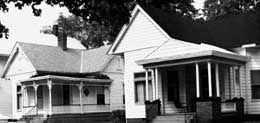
[
  {"left": 47, "top": 79, "right": 52, "bottom": 115},
  {"left": 33, "top": 83, "right": 38, "bottom": 115},
  {"left": 33, "top": 83, "right": 38, "bottom": 106},
  {"left": 145, "top": 69, "right": 149, "bottom": 101},
  {"left": 238, "top": 67, "right": 242, "bottom": 97},
  {"left": 195, "top": 63, "right": 200, "bottom": 98},
  {"left": 79, "top": 82, "right": 83, "bottom": 114},
  {"left": 208, "top": 62, "right": 212, "bottom": 97},
  {"left": 151, "top": 69, "right": 156, "bottom": 100},
  {"left": 233, "top": 66, "right": 237, "bottom": 97},
  {"left": 215, "top": 64, "right": 220, "bottom": 97},
  {"left": 155, "top": 68, "right": 159, "bottom": 100}
]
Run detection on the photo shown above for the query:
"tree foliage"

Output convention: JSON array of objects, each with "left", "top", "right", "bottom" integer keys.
[
  {"left": 203, "top": 0, "right": 260, "bottom": 20},
  {"left": 0, "top": 0, "right": 197, "bottom": 44}
]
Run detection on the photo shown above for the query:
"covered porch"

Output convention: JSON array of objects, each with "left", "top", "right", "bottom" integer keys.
[
  {"left": 19, "top": 75, "right": 111, "bottom": 116},
  {"left": 136, "top": 48, "right": 248, "bottom": 119}
]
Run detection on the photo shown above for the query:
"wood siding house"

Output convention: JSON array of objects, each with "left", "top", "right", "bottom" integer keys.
[
  {"left": 0, "top": 40, "right": 124, "bottom": 119},
  {"left": 108, "top": 4, "right": 260, "bottom": 122}
]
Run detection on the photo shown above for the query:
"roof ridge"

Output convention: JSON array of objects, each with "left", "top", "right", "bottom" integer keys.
[{"left": 17, "top": 41, "right": 85, "bottom": 51}]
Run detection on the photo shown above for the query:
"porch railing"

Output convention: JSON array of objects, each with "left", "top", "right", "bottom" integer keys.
[
  {"left": 23, "top": 105, "right": 38, "bottom": 116},
  {"left": 52, "top": 104, "right": 111, "bottom": 114}
]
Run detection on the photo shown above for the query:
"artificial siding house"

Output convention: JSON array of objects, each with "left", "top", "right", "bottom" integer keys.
[
  {"left": 0, "top": 29, "right": 124, "bottom": 121},
  {"left": 108, "top": 4, "right": 260, "bottom": 123}
]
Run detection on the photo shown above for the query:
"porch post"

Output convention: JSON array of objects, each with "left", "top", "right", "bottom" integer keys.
[
  {"left": 233, "top": 66, "right": 237, "bottom": 97},
  {"left": 47, "top": 79, "right": 52, "bottom": 115},
  {"left": 33, "top": 82, "right": 38, "bottom": 115},
  {"left": 79, "top": 82, "right": 83, "bottom": 114},
  {"left": 215, "top": 64, "right": 220, "bottom": 97},
  {"left": 151, "top": 69, "right": 156, "bottom": 100},
  {"left": 145, "top": 69, "right": 149, "bottom": 101},
  {"left": 155, "top": 68, "right": 159, "bottom": 100},
  {"left": 195, "top": 63, "right": 200, "bottom": 98},
  {"left": 208, "top": 62, "right": 212, "bottom": 97}
]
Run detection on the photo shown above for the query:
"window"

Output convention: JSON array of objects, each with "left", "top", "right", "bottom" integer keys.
[
  {"left": 251, "top": 70, "right": 260, "bottom": 99},
  {"left": 134, "top": 71, "right": 152, "bottom": 104},
  {"left": 97, "top": 87, "right": 105, "bottom": 105},
  {"left": 17, "top": 86, "right": 22, "bottom": 110}
]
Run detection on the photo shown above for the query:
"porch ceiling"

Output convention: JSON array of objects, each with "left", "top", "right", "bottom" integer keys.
[{"left": 20, "top": 75, "right": 112, "bottom": 86}]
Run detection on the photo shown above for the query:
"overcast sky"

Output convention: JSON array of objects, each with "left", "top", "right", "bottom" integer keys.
[{"left": 0, "top": 0, "right": 204, "bottom": 55}]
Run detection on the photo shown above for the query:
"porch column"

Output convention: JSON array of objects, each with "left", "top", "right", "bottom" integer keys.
[
  {"left": 155, "top": 68, "right": 159, "bottom": 100},
  {"left": 215, "top": 64, "right": 220, "bottom": 97},
  {"left": 79, "top": 82, "right": 83, "bottom": 114},
  {"left": 33, "top": 83, "right": 38, "bottom": 115},
  {"left": 233, "top": 66, "right": 237, "bottom": 97},
  {"left": 195, "top": 63, "right": 200, "bottom": 98},
  {"left": 47, "top": 79, "right": 52, "bottom": 115},
  {"left": 151, "top": 69, "right": 156, "bottom": 100},
  {"left": 208, "top": 62, "right": 212, "bottom": 97},
  {"left": 145, "top": 69, "right": 149, "bottom": 100}
]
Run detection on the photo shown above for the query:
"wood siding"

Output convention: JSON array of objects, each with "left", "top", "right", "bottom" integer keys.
[
  {"left": 124, "top": 48, "right": 156, "bottom": 118},
  {"left": 0, "top": 79, "right": 12, "bottom": 117},
  {"left": 115, "top": 10, "right": 168, "bottom": 54},
  {"left": 102, "top": 56, "right": 124, "bottom": 110},
  {"left": 245, "top": 48, "right": 260, "bottom": 114}
]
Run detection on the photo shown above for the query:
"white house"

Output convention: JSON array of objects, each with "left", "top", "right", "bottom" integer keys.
[
  {"left": 108, "top": 4, "right": 260, "bottom": 123},
  {"left": 0, "top": 26, "right": 124, "bottom": 121}
]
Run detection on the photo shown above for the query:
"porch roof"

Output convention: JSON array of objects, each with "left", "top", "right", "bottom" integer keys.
[
  {"left": 20, "top": 75, "right": 112, "bottom": 85},
  {"left": 136, "top": 39, "right": 249, "bottom": 66}
]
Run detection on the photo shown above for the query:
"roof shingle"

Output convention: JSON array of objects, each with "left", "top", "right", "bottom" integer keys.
[{"left": 18, "top": 42, "right": 111, "bottom": 75}]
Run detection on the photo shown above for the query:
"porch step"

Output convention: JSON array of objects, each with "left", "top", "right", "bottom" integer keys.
[
  {"left": 164, "top": 102, "right": 185, "bottom": 114},
  {"left": 152, "top": 113, "right": 196, "bottom": 123}
]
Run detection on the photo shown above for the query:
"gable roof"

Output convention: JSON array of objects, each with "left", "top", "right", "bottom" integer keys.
[
  {"left": 1, "top": 42, "right": 113, "bottom": 77},
  {"left": 141, "top": 5, "right": 260, "bottom": 49},
  {"left": 109, "top": 4, "right": 260, "bottom": 54}
]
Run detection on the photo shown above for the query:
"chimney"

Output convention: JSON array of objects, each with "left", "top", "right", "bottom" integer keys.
[{"left": 53, "top": 24, "right": 67, "bottom": 50}]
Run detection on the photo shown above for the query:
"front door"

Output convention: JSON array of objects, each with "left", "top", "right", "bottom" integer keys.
[{"left": 167, "top": 71, "right": 180, "bottom": 106}]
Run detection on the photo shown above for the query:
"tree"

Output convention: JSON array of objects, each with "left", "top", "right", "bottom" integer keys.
[
  {"left": 203, "top": 0, "right": 260, "bottom": 20},
  {"left": 0, "top": 0, "right": 197, "bottom": 43},
  {"left": 42, "top": 14, "right": 113, "bottom": 49}
]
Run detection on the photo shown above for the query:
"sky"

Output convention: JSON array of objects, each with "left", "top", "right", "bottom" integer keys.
[{"left": 0, "top": 0, "right": 205, "bottom": 55}]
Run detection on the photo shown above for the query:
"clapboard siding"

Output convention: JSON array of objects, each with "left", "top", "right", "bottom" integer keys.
[
  {"left": 0, "top": 79, "right": 12, "bottom": 117},
  {"left": 234, "top": 47, "right": 260, "bottom": 114},
  {"left": 245, "top": 48, "right": 260, "bottom": 114},
  {"left": 102, "top": 56, "right": 124, "bottom": 111},
  {"left": 124, "top": 48, "right": 156, "bottom": 118},
  {"left": 115, "top": 10, "right": 168, "bottom": 53}
]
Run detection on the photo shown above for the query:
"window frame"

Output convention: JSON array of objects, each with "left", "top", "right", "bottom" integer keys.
[
  {"left": 251, "top": 70, "right": 260, "bottom": 99},
  {"left": 134, "top": 71, "right": 152, "bottom": 104}
]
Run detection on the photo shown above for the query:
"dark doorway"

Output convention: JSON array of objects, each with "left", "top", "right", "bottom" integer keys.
[
  {"left": 63, "top": 85, "right": 70, "bottom": 105},
  {"left": 37, "top": 86, "right": 44, "bottom": 109},
  {"left": 167, "top": 70, "right": 180, "bottom": 103}
]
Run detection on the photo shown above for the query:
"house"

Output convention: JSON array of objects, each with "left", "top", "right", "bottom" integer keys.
[
  {"left": 108, "top": 4, "right": 260, "bottom": 123},
  {"left": 0, "top": 25, "right": 124, "bottom": 121},
  {"left": 0, "top": 49, "right": 12, "bottom": 119}
]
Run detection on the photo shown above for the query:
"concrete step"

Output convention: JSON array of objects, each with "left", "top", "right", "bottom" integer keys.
[{"left": 152, "top": 113, "right": 195, "bottom": 123}]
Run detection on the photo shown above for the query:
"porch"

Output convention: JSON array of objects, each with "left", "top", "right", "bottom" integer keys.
[
  {"left": 19, "top": 75, "right": 111, "bottom": 116},
  {"left": 136, "top": 49, "right": 248, "bottom": 122}
]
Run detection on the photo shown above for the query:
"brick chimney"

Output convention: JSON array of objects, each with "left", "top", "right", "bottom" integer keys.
[{"left": 53, "top": 24, "right": 67, "bottom": 50}]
